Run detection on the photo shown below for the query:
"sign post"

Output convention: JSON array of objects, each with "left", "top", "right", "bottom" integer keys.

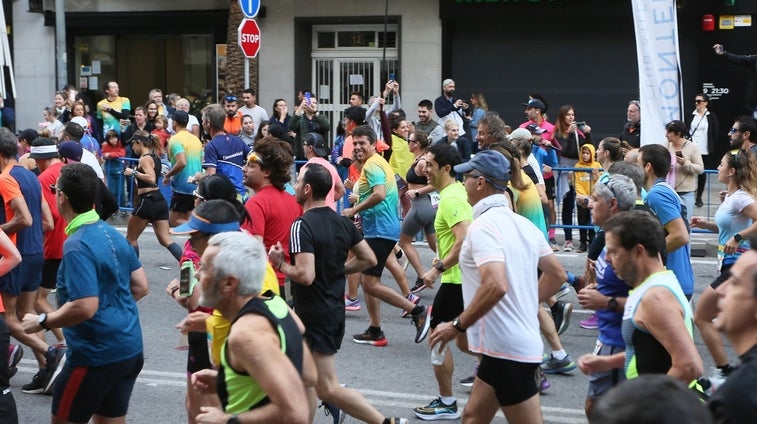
[
  {"left": 238, "top": 18, "right": 261, "bottom": 88},
  {"left": 238, "top": 0, "right": 261, "bottom": 19}
]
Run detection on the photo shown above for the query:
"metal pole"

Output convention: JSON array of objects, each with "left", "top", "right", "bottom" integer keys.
[
  {"left": 55, "top": 0, "right": 67, "bottom": 90},
  {"left": 244, "top": 58, "right": 249, "bottom": 89}
]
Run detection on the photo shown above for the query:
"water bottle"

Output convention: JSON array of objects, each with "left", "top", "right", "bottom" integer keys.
[{"left": 431, "top": 342, "right": 446, "bottom": 365}]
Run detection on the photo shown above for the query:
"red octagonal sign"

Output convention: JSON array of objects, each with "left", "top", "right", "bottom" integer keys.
[{"left": 238, "top": 18, "right": 261, "bottom": 58}]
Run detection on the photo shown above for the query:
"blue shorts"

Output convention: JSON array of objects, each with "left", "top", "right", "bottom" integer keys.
[
  {"left": 0, "top": 253, "right": 44, "bottom": 296},
  {"left": 52, "top": 353, "right": 144, "bottom": 423}
]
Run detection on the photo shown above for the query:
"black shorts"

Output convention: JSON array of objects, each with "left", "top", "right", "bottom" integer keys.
[
  {"left": 52, "top": 353, "right": 144, "bottom": 423},
  {"left": 170, "top": 192, "right": 195, "bottom": 214},
  {"left": 304, "top": 322, "right": 345, "bottom": 355},
  {"left": 41, "top": 259, "right": 62, "bottom": 290},
  {"left": 362, "top": 238, "right": 396, "bottom": 277},
  {"left": 187, "top": 331, "right": 212, "bottom": 374},
  {"left": 133, "top": 190, "right": 169, "bottom": 221},
  {"left": 544, "top": 176, "right": 556, "bottom": 200},
  {"left": 478, "top": 355, "right": 539, "bottom": 406},
  {"left": 430, "top": 283, "right": 464, "bottom": 329},
  {"left": 0, "top": 254, "right": 44, "bottom": 296},
  {"left": 711, "top": 263, "right": 733, "bottom": 289}
]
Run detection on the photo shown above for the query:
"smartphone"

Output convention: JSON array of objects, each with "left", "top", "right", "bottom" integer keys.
[
  {"left": 388, "top": 73, "right": 395, "bottom": 82},
  {"left": 575, "top": 121, "right": 586, "bottom": 128},
  {"left": 305, "top": 91, "right": 311, "bottom": 105},
  {"left": 179, "top": 260, "right": 196, "bottom": 297},
  {"left": 676, "top": 151, "right": 683, "bottom": 157}
]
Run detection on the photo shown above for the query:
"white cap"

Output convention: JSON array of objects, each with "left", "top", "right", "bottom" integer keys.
[{"left": 70, "top": 116, "right": 89, "bottom": 130}]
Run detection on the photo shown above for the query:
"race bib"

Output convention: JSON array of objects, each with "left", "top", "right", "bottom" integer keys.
[{"left": 430, "top": 192, "right": 441, "bottom": 209}]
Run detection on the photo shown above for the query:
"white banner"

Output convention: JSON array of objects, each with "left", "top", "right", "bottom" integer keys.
[{"left": 632, "top": 0, "right": 684, "bottom": 146}]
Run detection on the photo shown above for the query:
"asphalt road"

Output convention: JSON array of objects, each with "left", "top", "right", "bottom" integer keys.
[{"left": 9, "top": 223, "right": 731, "bottom": 424}]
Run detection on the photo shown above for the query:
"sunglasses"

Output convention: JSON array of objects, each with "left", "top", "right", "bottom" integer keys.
[
  {"left": 192, "top": 189, "right": 205, "bottom": 201},
  {"left": 49, "top": 184, "right": 62, "bottom": 195},
  {"left": 694, "top": 100, "right": 705, "bottom": 103},
  {"left": 224, "top": 95, "right": 238, "bottom": 102}
]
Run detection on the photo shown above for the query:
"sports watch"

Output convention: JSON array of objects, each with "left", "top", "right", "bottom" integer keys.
[
  {"left": 434, "top": 261, "right": 446, "bottom": 272},
  {"left": 734, "top": 233, "right": 744, "bottom": 243},
  {"left": 452, "top": 317, "right": 466, "bottom": 333},
  {"left": 607, "top": 297, "right": 619, "bottom": 312},
  {"left": 227, "top": 415, "right": 240, "bottom": 424},
  {"left": 38, "top": 313, "right": 51, "bottom": 331}
]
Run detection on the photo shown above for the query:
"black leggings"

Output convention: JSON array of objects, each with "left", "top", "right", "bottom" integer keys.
[
  {"left": 0, "top": 317, "right": 18, "bottom": 424},
  {"left": 562, "top": 186, "right": 575, "bottom": 241}
]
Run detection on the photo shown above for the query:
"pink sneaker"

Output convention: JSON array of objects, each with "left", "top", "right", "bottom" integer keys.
[
  {"left": 344, "top": 295, "right": 361, "bottom": 311},
  {"left": 579, "top": 313, "right": 599, "bottom": 330}
]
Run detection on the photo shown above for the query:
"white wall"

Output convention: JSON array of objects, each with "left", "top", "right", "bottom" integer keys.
[
  {"left": 258, "top": 0, "right": 442, "bottom": 121},
  {"left": 13, "top": 7, "right": 55, "bottom": 131}
]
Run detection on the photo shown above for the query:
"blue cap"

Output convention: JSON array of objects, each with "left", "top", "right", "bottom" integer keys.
[
  {"left": 171, "top": 210, "right": 240, "bottom": 235},
  {"left": 453, "top": 150, "right": 511, "bottom": 185}
]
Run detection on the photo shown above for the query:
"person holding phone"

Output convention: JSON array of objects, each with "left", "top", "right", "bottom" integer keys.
[
  {"left": 665, "top": 120, "right": 704, "bottom": 224},
  {"left": 290, "top": 92, "right": 331, "bottom": 160},
  {"left": 714, "top": 44, "right": 757, "bottom": 118}
]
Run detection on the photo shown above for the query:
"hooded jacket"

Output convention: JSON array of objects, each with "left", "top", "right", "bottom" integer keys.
[{"left": 574, "top": 143, "right": 601, "bottom": 197}]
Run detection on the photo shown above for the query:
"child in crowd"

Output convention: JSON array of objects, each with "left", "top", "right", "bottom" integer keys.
[
  {"left": 151, "top": 115, "right": 170, "bottom": 157},
  {"left": 102, "top": 130, "right": 126, "bottom": 205},
  {"left": 239, "top": 114, "right": 256, "bottom": 148},
  {"left": 41, "top": 106, "right": 64, "bottom": 139},
  {"left": 574, "top": 144, "right": 601, "bottom": 252}
]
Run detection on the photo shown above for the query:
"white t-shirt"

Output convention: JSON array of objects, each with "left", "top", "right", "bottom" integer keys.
[
  {"left": 689, "top": 111, "right": 710, "bottom": 155},
  {"left": 238, "top": 105, "right": 269, "bottom": 138},
  {"left": 459, "top": 194, "right": 551, "bottom": 363},
  {"left": 80, "top": 148, "right": 105, "bottom": 179},
  {"left": 527, "top": 153, "right": 545, "bottom": 185}
]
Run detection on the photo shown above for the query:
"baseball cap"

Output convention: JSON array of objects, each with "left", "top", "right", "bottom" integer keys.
[
  {"left": 171, "top": 207, "right": 241, "bottom": 235},
  {"left": 508, "top": 128, "right": 532, "bottom": 141},
  {"left": 453, "top": 150, "right": 511, "bottom": 187},
  {"left": 522, "top": 99, "right": 546, "bottom": 112},
  {"left": 18, "top": 128, "right": 39, "bottom": 144},
  {"left": 29, "top": 137, "right": 59, "bottom": 159},
  {"left": 525, "top": 123, "right": 547, "bottom": 134},
  {"left": 70, "top": 116, "right": 89, "bottom": 130},
  {"left": 303, "top": 132, "right": 328, "bottom": 157},
  {"left": 58, "top": 141, "right": 83, "bottom": 162},
  {"left": 170, "top": 110, "right": 189, "bottom": 127}
]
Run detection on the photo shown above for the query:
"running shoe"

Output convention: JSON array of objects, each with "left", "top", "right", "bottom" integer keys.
[
  {"left": 538, "top": 370, "right": 551, "bottom": 393},
  {"left": 8, "top": 344, "right": 23, "bottom": 368},
  {"left": 8, "top": 344, "right": 23, "bottom": 379},
  {"left": 459, "top": 375, "right": 475, "bottom": 388},
  {"left": 555, "top": 282, "right": 572, "bottom": 300},
  {"left": 541, "top": 354, "right": 577, "bottom": 374},
  {"left": 563, "top": 240, "right": 574, "bottom": 251},
  {"left": 344, "top": 295, "right": 361, "bottom": 312},
  {"left": 44, "top": 345, "right": 67, "bottom": 394},
  {"left": 579, "top": 313, "right": 599, "bottom": 330},
  {"left": 552, "top": 300, "right": 573, "bottom": 335},
  {"left": 352, "top": 329, "right": 388, "bottom": 347},
  {"left": 549, "top": 238, "right": 559, "bottom": 252},
  {"left": 576, "top": 242, "right": 588, "bottom": 253},
  {"left": 410, "top": 278, "right": 426, "bottom": 294},
  {"left": 386, "top": 418, "right": 409, "bottom": 424},
  {"left": 412, "top": 305, "right": 432, "bottom": 343},
  {"left": 395, "top": 248, "right": 409, "bottom": 271},
  {"left": 320, "top": 401, "right": 346, "bottom": 424},
  {"left": 22, "top": 370, "right": 47, "bottom": 394},
  {"left": 400, "top": 293, "right": 421, "bottom": 318},
  {"left": 413, "top": 397, "right": 461, "bottom": 421}
]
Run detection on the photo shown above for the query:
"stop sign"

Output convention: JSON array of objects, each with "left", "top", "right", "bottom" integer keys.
[{"left": 238, "top": 18, "right": 261, "bottom": 58}]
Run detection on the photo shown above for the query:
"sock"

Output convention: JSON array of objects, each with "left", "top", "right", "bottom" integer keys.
[
  {"left": 439, "top": 395, "right": 456, "bottom": 406},
  {"left": 132, "top": 244, "right": 139, "bottom": 258},
  {"left": 552, "top": 349, "right": 567, "bottom": 361},
  {"left": 411, "top": 305, "right": 424, "bottom": 316},
  {"left": 167, "top": 242, "right": 183, "bottom": 262},
  {"left": 368, "top": 326, "right": 382, "bottom": 335}
]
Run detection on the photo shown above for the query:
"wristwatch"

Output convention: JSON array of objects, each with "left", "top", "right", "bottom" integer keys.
[
  {"left": 227, "top": 415, "right": 240, "bottom": 424},
  {"left": 452, "top": 316, "right": 466, "bottom": 333},
  {"left": 434, "top": 261, "right": 446, "bottom": 272},
  {"left": 38, "top": 313, "right": 51, "bottom": 331},
  {"left": 734, "top": 233, "right": 744, "bottom": 243},
  {"left": 607, "top": 297, "right": 619, "bottom": 312}
]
